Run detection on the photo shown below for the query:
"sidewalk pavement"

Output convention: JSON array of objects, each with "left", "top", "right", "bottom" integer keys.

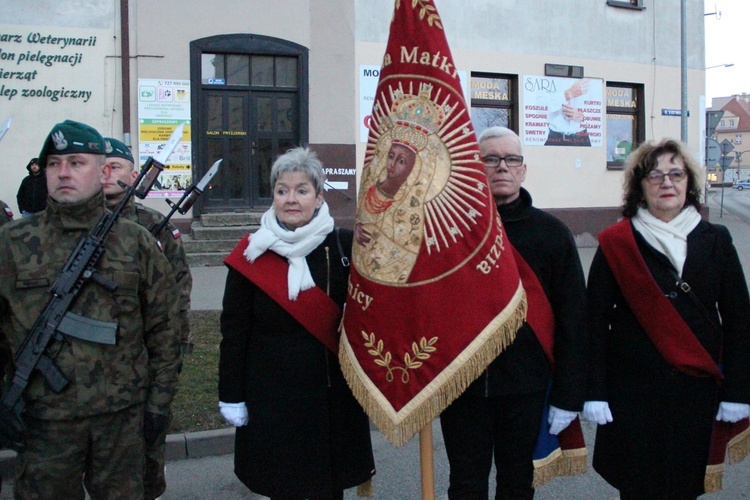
[
  {"left": 159, "top": 187, "right": 750, "bottom": 483},
  {"left": 165, "top": 187, "right": 750, "bottom": 474},
  {"left": 1, "top": 190, "right": 749, "bottom": 496}
]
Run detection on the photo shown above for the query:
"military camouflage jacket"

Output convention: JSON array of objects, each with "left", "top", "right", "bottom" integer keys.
[
  {"left": 111, "top": 197, "right": 192, "bottom": 352},
  {"left": 0, "top": 193, "right": 180, "bottom": 419}
]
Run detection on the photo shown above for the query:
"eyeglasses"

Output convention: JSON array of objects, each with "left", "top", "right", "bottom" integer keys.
[
  {"left": 482, "top": 155, "right": 524, "bottom": 169},
  {"left": 645, "top": 169, "right": 687, "bottom": 185}
]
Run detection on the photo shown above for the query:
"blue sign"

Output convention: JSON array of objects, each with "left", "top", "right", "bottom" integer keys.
[{"left": 661, "top": 108, "right": 690, "bottom": 117}]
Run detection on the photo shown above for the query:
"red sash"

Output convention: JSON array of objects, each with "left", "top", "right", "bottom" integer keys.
[
  {"left": 512, "top": 245, "right": 588, "bottom": 486},
  {"left": 224, "top": 236, "right": 342, "bottom": 354},
  {"left": 597, "top": 219, "right": 722, "bottom": 382}
]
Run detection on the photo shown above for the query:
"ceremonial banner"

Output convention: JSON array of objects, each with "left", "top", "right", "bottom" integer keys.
[{"left": 340, "top": 0, "right": 526, "bottom": 447}]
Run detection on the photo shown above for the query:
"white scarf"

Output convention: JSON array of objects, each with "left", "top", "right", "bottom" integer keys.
[
  {"left": 632, "top": 206, "right": 701, "bottom": 277},
  {"left": 244, "top": 202, "right": 334, "bottom": 300}
]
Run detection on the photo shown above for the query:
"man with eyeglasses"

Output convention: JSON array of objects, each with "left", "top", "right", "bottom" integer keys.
[{"left": 440, "top": 126, "right": 588, "bottom": 499}]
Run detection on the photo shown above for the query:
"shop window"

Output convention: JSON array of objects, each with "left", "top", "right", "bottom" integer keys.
[
  {"left": 201, "top": 54, "right": 298, "bottom": 88},
  {"left": 470, "top": 73, "right": 518, "bottom": 138},
  {"left": 606, "top": 82, "right": 644, "bottom": 169}
]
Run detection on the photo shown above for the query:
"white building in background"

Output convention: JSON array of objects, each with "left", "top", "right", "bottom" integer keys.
[{"left": 0, "top": 0, "right": 707, "bottom": 240}]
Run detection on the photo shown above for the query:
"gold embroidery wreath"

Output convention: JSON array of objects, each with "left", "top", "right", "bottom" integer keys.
[
  {"left": 362, "top": 330, "right": 438, "bottom": 383},
  {"left": 395, "top": 0, "right": 443, "bottom": 29}
]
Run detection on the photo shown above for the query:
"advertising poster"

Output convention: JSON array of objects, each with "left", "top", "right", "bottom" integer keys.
[
  {"left": 137, "top": 79, "right": 191, "bottom": 198},
  {"left": 522, "top": 76, "right": 603, "bottom": 147}
]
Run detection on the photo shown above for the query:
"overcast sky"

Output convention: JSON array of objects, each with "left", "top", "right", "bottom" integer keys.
[{"left": 705, "top": 0, "right": 749, "bottom": 105}]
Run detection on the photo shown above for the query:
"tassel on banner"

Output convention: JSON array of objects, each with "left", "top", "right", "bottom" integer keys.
[
  {"left": 532, "top": 448, "right": 588, "bottom": 489},
  {"left": 339, "top": 286, "right": 526, "bottom": 448}
]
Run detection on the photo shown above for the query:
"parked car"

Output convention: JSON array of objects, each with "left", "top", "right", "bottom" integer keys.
[{"left": 732, "top": 180, "right": 750, "bottom": 190}]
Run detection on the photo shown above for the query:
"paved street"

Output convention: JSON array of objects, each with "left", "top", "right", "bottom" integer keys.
[
  {"left": 2, "top": 187, "right": 749, "bottom": 498},
  {"left": 159, "top": 418, "right": 750, "bottom": 499},
  {"left": 157, "top": 187, "right": 750, "bottom": 499}
]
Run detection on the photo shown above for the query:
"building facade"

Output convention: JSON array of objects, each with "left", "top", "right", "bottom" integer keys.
[
  {"left": 0, "top": 0, "right": 707, "bottom": 242},
  {"left": 708, "top": 94, "right": 750, "bottom": 185}
]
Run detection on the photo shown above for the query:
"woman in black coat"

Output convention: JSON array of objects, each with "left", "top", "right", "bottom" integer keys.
[
  {"left": 219, "top": 147, "right": 375, "bottom": 499},
  {"left": 584, "top": 139, "right": 750, "bottom": 499}
]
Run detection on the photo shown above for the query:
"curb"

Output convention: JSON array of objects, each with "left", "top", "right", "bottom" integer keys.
[
  {"left": 0, "top": 427, "right": 236, "bottom": 478},
  {"left": 165, "top": 427, "right": 235, "bottom": 461}
]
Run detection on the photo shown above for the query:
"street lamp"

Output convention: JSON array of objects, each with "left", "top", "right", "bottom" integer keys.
[{"left": 705, "top": 63, "right": 735, "bottom": 70}]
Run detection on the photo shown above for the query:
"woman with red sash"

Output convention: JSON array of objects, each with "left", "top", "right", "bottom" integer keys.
[
  {"left": 584, "top": 138, "right": 750, "bottom": 499},
  {"left": 218, "top": 147, "right": 375, "bottom": 499}
]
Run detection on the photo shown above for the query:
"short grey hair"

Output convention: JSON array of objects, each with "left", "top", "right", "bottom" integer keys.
[
  {"left": 477, "top": 126, "right": 523, "bottom": 154},
  {"left": 269, "top": 146, "right": 326, "bottom": 195}
]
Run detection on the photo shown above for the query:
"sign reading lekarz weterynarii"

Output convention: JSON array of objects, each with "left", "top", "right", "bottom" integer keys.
[{"left": 0, "top": 30, "right": 99, "bottom": 103}]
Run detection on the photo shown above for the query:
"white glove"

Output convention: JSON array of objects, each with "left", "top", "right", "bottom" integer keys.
[
  {"left": 716, "top": 402, "right": 750, "bottom": 423},
  {"left": 583, "top": 401, "right": 613, "bottom": 425},
  {"left": 547, "top": 406, "right": 577, "bottom": 435},
  {"left": 219, "top": 401, "right": 249, "bottom": 427}
]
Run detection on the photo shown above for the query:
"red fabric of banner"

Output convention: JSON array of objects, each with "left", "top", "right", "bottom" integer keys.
[{"left": 340, "top": 0, "right": 525, "bottom": 447}]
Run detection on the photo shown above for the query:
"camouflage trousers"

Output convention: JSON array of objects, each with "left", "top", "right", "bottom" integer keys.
[
  {"left": 143, "top": 410, "right": 170, "bottom": 499},
  {"left": 14, "top": 404, "right": 145, "bottom": 500}
]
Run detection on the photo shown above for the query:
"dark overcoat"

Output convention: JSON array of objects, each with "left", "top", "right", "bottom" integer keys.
[
  {"left": 219, "top": 229, "right": 375, "bottom": 498},
  {"left": 587, "top": 220, "right": 750, "bottom": 497},
  {"left": 466, "top": 188, "right": 588, "bottom": 411}
]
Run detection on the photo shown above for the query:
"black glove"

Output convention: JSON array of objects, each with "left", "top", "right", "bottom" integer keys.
[{"left": 143, "top": 411, "right": 170, "bottom": 446}]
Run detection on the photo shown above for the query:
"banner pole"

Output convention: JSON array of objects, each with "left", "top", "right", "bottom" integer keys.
[{"left": 419, "top": 423, "right": 435, "bottom": 500}]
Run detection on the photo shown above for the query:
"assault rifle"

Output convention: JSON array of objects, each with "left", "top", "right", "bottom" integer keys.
[
  {"left": 0, "top": 125, "right": 183, "bottom": 451},
  {"left": 149, "top": 159, "right": 222, "bottom": 237}
]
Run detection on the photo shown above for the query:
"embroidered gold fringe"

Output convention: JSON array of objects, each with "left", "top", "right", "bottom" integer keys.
[
  {"left": 727, "top": 425, "right": 750, "bottom": 465},
  {"left": 704, "top": 425, "right": 750, "bottom": 493},
  {"left": 339, "top": 284, "right": 527, "bottom": 448},
  {"left": 532, "top": 447, "right": 588, "bottom": 488},
  {"left": 704, "top": 464, "right": 724, "bottom": 493},
  {"left": 356, "top": 478, "right": 374, "bottom": 497}
]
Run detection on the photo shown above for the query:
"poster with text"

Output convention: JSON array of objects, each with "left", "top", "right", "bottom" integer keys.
[
  {"left": 522, "top": 76, "right": 603, "bottom": 147},
  {"left": 137, "top": 79, "right": 192, "bottom": 198}
]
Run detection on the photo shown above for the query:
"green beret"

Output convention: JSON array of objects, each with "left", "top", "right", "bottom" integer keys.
[
  {"left": 104, "top": 137, "right": 135, "bottom": 163},
  {"left": 38, "top": 120, "right": 106, "bottom": 168}
]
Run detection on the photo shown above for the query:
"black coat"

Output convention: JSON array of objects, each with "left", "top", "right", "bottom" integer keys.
[
  {"left": 587, "top": 220, "right": 750, "bottom": 496},
  {"left": 219, "top": 229, "right": 375, "bottom": 498},
  {"left": 465, "top": 188, "right": 588, "bottom": 411},
  {"left": 16, "top": 172, "right": 47, "bottom": 214}
]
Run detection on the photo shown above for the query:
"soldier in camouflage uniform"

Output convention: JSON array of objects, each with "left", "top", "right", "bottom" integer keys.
[
  {"left": 0, "top": 120, "right": 181, "bottom": 499},
  {"left": 0, "top": 200, "right": 13, "bottom": 226},
  {"left": 103, "top": 136, "right": 193, "bottom": 499}
]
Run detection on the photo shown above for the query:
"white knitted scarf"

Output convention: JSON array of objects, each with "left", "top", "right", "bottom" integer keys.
[
  {"left": 632, "top": 205, "right": 701, "bottom": 277},
  {"left": 244, "top": 202, "right": 334, "bottom": 300}
]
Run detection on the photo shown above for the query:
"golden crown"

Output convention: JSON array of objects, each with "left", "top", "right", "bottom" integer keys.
[{"left": 381, "top": 83, "right": 445, "bottom": 152}]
